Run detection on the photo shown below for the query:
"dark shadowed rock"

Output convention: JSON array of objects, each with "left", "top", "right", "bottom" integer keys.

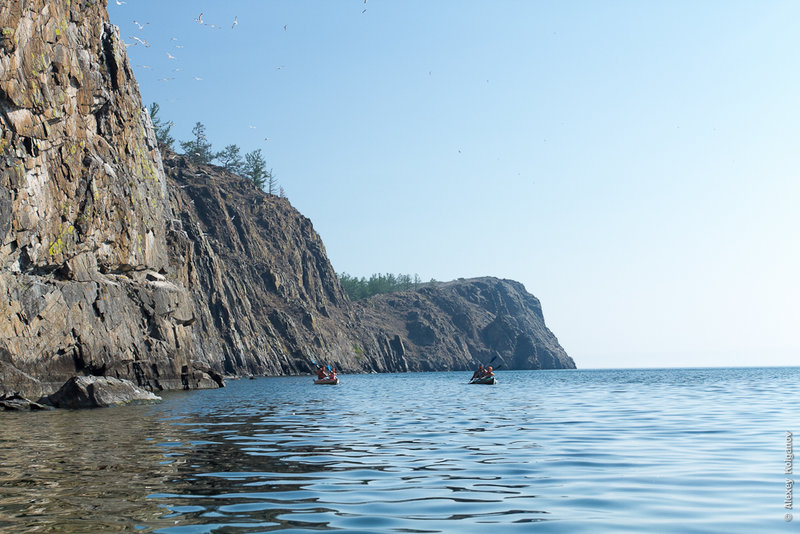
[
  {"left": 42, "top": 376, "right": 161, "bottom": 409},
  {"left": 0, "top": 393, "right": 49, "bottom": 411},
  {"left": 353, "top": 278, "right": 575, "bottom": 371}
]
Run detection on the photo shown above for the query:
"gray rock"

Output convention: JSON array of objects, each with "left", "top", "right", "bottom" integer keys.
[
  {"left": 0, "top": 393, "right": 50, "bottom": 411},
  {"left": 42, "top": 376, "right": 161, "bottom": 409}
]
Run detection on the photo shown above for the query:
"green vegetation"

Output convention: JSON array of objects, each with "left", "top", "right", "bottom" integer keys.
[
  {"left": 338, "top": 272, "right": 428, "bottom": 300},
  {"left": 243, "top": 148, "right": 268, "bottom": 189},
  {"left": 180, "top": 121, "right": 215, "bottom": 165},
  {"left": 150, "top": 103, "right": 285, "bottom": 197},
  {"left": 217, "top": 144, "right": 243, "bottom": 174},
  {"left": 148, "top": 102, "right": 174, "bottom": 149}
]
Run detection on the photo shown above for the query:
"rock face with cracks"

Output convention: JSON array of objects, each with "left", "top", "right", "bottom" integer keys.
[
  {"left": 0, "top": 0, "right": 213, "bottom": 398},
  {"left": 0, "top": 1, "right": 574, "bottom": 403}
]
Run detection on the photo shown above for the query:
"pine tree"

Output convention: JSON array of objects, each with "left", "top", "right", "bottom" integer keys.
[
  {"left": 243, "top": 149, "right": 267, "bottom": 190},
  {"left": 148, "top": 102, "right": 175, "bottom": 149},
  {"left": 266, "top": 168, "right": 278, "bottom": 195},
  {"left": 180, "top": 122, "right": 214, "bottom": 164},
  {"left": 217, "top": 144, "right": 243, "bottom": 173}
]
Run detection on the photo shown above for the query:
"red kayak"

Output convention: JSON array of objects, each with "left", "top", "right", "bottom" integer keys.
[{"left": 314, "top": 377, "right": 339, "bottom": 385}]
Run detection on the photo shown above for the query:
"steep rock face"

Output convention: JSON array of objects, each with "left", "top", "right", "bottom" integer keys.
[
  {"left": 352, "top": 278, "right": 575, "bottom": 371},
  {"left": 0, "top": 1, "right": 210, "bottom": 397},
  {"left": 0, "top": 1, "right": 574, "bottom": 401},
  {"left": 162, "top": 153, "right": 370, "bottom": 377},
  {"left": 161, "top": 155, "right": 574, "bottom": 376}
]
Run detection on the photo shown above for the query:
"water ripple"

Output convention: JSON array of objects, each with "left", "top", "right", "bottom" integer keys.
[{"left": 1, "top": 368, "right": 798, "bottom": 532}]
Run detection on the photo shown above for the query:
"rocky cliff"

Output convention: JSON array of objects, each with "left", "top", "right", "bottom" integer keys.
[
  {"left": 0, "top": 1, "right": 573, "bottom": 402},
  {"left": 0, "top": 0, "right": 216, "bottom": 398},
  {"left": 353, "top": 278, "right": 574, "bottom": 371}
]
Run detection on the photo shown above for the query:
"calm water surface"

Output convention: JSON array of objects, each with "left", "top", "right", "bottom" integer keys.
[{"left": 1, "top": 368, "right": 798, "bottom": 533}]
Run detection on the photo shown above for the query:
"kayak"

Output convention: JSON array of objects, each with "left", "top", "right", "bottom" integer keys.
[
  {"left": 469, "top": 376, "right": 496, "bottom": 385},
  {"left": 314, "top": 377, "right": 339, "bottom": 385}
]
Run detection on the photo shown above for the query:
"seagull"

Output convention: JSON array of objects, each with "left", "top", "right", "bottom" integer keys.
[
  {"left": 116, "top": 0, "right": 126, "bottom": 5},
  {"left": 170, "top": 37, "right": 178, "bottom": 41},
  {"left": 137, "top": 64, "right": 152, "bottom": 70},
  {"left": 157, "top": 77, "right": 175, "bottom": 82},
  {"left": 175, "top": 45, "right": 184, "bottom": 49},
  {"left": 264, "top": 137, "right": 270, "bottom": 142},
  {"left": 131, "top": 36, "right": 150, "bottom": 47},
  {"left": 166, "top": 52, "right": 176, "bottom": 59},
  {"left": 133, "top": 20, "right": 147, "bottom": 30},
  {"left": 124, "top": 41, "right": 137, "bottom": 47},
  {"left": 232, "top": 16, "right": 238, "bottom": 29},
  {"left": 193, "top": 76, "right": 203, "bottom": 81},
  {"left": 275, "top": 65, "right": 284, "bottom": 70},
  {"left": 362, "top": 8, "right": 367, "bottom": 13},
  {"left": 248, "top": 125, "right": 256, "bottom": 129},
  {"left": 283, "top": 24, "right": 287, "bottom": 31},
  {"left": 195, "top": 13, "right": 203, "bottom": 24}
]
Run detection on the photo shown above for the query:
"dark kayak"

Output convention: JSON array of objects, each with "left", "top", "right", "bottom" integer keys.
[
  {"left": 314, "top": 377, "right": 339, "bottom": 385},
  {"left": 468, "top": 376, "right": 496, "bottom": 385}
]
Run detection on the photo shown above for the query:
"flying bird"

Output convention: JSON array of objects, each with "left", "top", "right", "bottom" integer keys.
[
  {"left": 115, "top": 0, "right": 126, "bottom": 5},
  {"left": 166, "top": 52, "right": 176, "bottom": 59},
  {"left": 232, "top": 16, "right": 238, "bottom": 29},
  {"left": 195, "top": 13, "right": 203, "bottom": 24},
  {"left": 133, "top": 20, "right": 147, "bottom": 30},
  {"left": 193, "top": 76, "right": 203, "bottom": 81},
  {"left": 157, "top": 77, "right": 175, "bottom": 82},
  {"left": 248, "top": 125, "right": 256, "bottom": 129},
  {"left": 131, "top": 36, "right": 150, "bottom": 47},
  {"left": 137, "top": 64, "right": 152, "bottom": 70},
  {"left": 283, "top": 24, "right": 287, "bottom": 31}
]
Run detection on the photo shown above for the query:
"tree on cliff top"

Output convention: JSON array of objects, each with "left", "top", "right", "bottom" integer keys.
[
  {"left": 243, "top": 149, "right": 268, "bottom": 189},
  {"left": 180, "top": 122, "right": 215, "bottom": 165},
  {"left": 217, "top": 144, "right": 244, "bottom": 174},
  {"left": 339, "top": 273, "right": 424, "bottom": 300},
  {"left": 149, "top": 102, "right": 174, "bottom": 150}
]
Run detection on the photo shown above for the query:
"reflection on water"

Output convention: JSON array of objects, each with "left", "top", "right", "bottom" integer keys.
[{"left": 1, "top": 368, "right": 798, "bottom": 533}]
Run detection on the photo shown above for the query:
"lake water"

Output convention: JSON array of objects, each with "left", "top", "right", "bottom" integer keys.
[{"left": 1, "top": 367, "right": 798, "bottom": 533}]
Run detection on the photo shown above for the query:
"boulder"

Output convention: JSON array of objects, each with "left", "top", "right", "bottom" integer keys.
[
  {"left": 0, "top": 393, "right": 50, "bottom": 411},
  {"left": 42, "top": 376, "right": 161, "bottom": 409}
]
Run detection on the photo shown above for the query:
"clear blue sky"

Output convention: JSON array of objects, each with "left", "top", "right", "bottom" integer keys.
[{"left": 108, "top": 1, "right": 800, "bottom": 369}]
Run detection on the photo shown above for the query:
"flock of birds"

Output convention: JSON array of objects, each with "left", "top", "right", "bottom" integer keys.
[
  {"left": 116, "top": 8, "right": 297, "bottom": 144},
  {"left": 117, "top": 3, "right": 373, "bottom": 148},
  {"left": 116, "top": 2, "right": 372, "bottom": 150}
]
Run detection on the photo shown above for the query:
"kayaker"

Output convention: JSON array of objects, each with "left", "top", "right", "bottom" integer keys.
[
  {"left": 316, "top": 366, "right": 328, "bottom": 380},
  {"left": 484, "top": 366, "right": 495, "bottom": 377},
  {"left": 472, "top": 364, "right": 485, "bottom": 379},
  {"left": 329, "top": 367, "right": 338, "bottom": 380}
]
